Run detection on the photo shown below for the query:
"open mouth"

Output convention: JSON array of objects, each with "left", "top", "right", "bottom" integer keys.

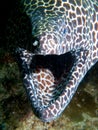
[
  {"left": 30, "top": 52, "right": 75, "bottom": 105},
  {"left": 16, "top": 48, "right": 76, "bottom": 121}
]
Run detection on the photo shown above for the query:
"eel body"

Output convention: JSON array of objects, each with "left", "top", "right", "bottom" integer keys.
[{"left": 16, "top": 0, "right": 98, "bottom": 122}]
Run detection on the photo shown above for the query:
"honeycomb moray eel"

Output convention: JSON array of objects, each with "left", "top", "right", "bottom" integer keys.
[{"left": 16, "top": 0, "right": 98, "bottom": 122}]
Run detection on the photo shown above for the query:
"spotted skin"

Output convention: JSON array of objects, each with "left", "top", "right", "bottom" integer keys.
[{"left": 16, "top": 0, "right": 98, "bottom": 122}]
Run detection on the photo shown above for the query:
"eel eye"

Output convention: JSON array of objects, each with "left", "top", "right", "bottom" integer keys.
[
  {"left": 32, "top": 40, "right": 39, "bottom": 46},
  {"left": 32, "top": 38, "right": 40, "bottom": 52}
]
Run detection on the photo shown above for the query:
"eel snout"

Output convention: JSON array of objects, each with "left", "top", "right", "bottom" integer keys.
[{"left": 15, "top": 47, "right": 76, "bottom": 121}]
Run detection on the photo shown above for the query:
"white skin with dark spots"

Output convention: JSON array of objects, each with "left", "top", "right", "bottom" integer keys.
[{"left": 16, "top": 0, "right": 98, "bottom": 122}]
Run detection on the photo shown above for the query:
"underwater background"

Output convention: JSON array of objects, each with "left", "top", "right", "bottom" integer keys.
[{"left": 0, "top": 0, "right": 98, "bottom": 130}]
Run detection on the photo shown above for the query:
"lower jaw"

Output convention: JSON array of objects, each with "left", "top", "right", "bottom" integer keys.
[{"left": 16, "top": 48, "right": 76, "bottom": 121}]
